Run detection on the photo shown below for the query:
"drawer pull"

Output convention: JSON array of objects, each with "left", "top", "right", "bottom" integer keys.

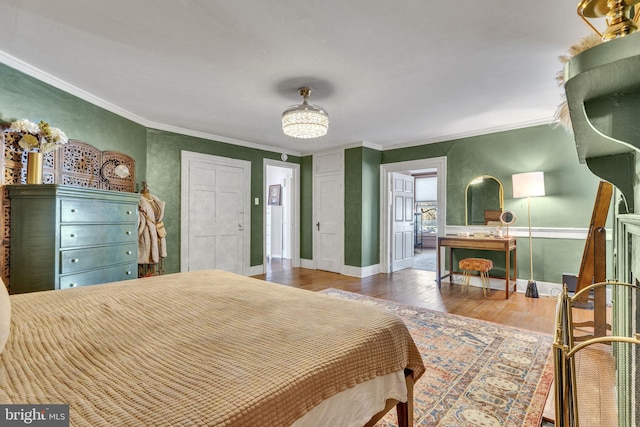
[
  {"left": 126, "top": 270, "right": 132, "bottom": 275},
  {"left": 69, "top": 283, "right": 77, "bottom": 288},
  {"left": 126, "top": 210, "right": 133, "bottom": 215},
  {"left": 126, "top": 231, "right": 132, "bottom": 235},
  {"left": 70, "top": 258, "right": 80, "bottom": 263},
  {"left": 70, "top": 208, "right": 77, "bottom": 213},
  {"left": 126, "top": 251, "right": 132, "bottom": 255}
]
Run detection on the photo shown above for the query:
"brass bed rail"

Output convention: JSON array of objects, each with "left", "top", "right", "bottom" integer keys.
[{"left": 554, "top": 281, "right": 640, "bottom": 427}]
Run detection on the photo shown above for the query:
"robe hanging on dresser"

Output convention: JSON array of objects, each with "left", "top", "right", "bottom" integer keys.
[{"left": 138, "top": 192, "right": 167, "bottom": 264}]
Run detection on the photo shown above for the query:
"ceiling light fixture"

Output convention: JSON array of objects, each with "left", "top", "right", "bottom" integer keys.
[
  {"left": 281, "top": 87, "right": 329, "bottom": 139},
  {"left": 577, "top": 0, "right": 640, "bottom": 40}
]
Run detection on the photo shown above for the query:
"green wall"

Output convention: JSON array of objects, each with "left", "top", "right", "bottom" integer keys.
[
  {"left": 300, "top": 156, "right": 313, "bottom": 260},
  {"left": 146, "top": 130, "right": 300, "bottom": 273},
  {"left": 0, "top": 62, "right": 300, "bottom": 274},
  {"left": 383, "top": 125, "right": 608, "bottom": 284},
  {"left": 344, "top": 147, "right": 381, "bottom": 267},
  {"left": 362, "top": 148, "right": 381, "bottom": 266},
  {"left": 0, "top": 63, "right": 147, "bottom": 180},
  {"left": 345, "top": 148, "right": 363, "bottom": 266}
]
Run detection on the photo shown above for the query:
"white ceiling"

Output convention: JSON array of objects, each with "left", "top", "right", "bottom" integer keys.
[{"left": 0, "top": 1, "right": 592, "bottom": 156}]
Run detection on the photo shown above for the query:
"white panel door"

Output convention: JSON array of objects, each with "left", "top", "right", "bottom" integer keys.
[
  {"left": 181, "top": 152, "right": 250, "bottom": 275},
  {"left": 315, "top": 173, "right": 342, "bottom": 272},
  {"left": 391, "top": 173, "right": 415, "bottom": 272},
  {"left": 314, "top": 151, "right": 343, "bottom": 273}
]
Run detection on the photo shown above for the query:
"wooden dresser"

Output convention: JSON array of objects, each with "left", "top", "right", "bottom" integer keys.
[{"left": 7, "top": 185, "right": 140, "bottom": 294}]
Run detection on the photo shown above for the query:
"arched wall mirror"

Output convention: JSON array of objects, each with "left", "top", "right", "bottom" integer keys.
[{"left": 465, "top": 175, "right": 504, "bottom": 225}]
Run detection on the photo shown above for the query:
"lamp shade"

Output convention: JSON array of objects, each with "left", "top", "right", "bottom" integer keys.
[{"left": 512, "top": 171, "right": 545, "bottom": 198}]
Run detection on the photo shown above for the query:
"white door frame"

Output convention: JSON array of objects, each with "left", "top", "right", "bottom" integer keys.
[
  {"left": 263, "top": 159, "right": 301, "bottom": 271},
  {"left": 180, "top": 150, "right": 251, "bottom": 275},
  {"left": 380, "top": 156, "right": 447, "bottom": 273}
]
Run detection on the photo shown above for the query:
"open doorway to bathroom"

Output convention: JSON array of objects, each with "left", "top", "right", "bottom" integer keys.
[{"left": 264, "top": 160, "right": 300, "bottom": 274}]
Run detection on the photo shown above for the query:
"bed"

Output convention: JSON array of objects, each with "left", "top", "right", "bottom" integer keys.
[{"left": 0, "top": 270, "right": 425, "bottom": 426}]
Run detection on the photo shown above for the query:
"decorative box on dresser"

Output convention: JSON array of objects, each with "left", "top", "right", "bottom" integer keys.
[{"left": 7, "top": 184, "right": 140, "bottom": 294}]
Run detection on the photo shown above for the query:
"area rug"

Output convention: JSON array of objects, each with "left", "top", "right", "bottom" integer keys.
[{"left": 320, "top": 289, "right": 554, "bottom": 427}]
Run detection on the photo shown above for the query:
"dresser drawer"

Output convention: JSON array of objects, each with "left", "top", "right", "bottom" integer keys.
[
  {"left": 60, "top": 263, "right": 137, "bottom": 289},
  {"left": 61, "top": 199, "right": 137, "bottom": 223},
  {"left": 60, "top": 243, "right": 137, "bottom": 274},
  {"left": 60, "top": 224, "right": 137, "bottom": 248}
]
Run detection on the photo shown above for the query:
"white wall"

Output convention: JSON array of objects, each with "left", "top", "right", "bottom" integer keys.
[{"left": 266, "top": 166, "right": 293, "bottom": 259}]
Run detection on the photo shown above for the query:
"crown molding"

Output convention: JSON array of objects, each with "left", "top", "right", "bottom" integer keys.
[
  {"left": 300, "top": 140, "right": 383, "bottom": 157},
  {"left": 381, "top": 118, "right": 555, "bottom": 151},
  {"left": 0, "top": 50, "right": 555, "bottom": 158},
  {"left": 0, "top": 51, "right": 302, "bottom": 157}
]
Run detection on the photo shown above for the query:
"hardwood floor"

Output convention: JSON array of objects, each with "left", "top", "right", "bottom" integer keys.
[
  {"left": 254, "top": 260, "right": 560, "bottom": 424},
  {"left": 253, "top": 260, "right": 558, "bottom": 335}
]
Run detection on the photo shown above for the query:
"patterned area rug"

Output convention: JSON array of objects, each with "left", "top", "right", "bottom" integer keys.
[{"left": 320, "top": 289, "right": 554, "bottom": 427}]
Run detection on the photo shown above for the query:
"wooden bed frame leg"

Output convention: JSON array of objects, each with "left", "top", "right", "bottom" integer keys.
[
  {"left": 397, "top": 371, "right": 414, "bottom": 427},
  {"left": 364, "top": 370, "right": 415, "bottom": 427}
]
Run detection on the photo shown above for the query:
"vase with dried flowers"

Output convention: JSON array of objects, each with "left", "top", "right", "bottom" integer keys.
[{"left": 5, "top": 119, "right": 68, "bottom": 184}]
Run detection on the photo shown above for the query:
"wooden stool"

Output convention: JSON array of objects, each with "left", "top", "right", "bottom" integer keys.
[{"left": 459, "top": 258, "right": 493, "bottom": 297}]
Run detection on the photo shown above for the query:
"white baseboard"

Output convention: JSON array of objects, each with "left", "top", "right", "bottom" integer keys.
[
  {"left": 297, "top": 260, "right": 380, "bottom": 278},
  {"left": 248, "top": 265, "right": 264, "bottom": 276},
  {"left": 343, "top": 264, "right": 380, "bottom": 278},
  {"left": 445, "top": 272, "right": 562, "bottom": 297},
  {"left": 301, "top": 258, "right": 316, "bottom": 269}
]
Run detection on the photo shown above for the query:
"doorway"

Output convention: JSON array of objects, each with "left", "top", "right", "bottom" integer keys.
[
  {"left": 412, "top": 172, "right": 439, "bottom": 271},
  {"left": 264, "top": 159, "right": 300, "bottom": 273},
  {"left": 380, "top": 157, "right": 447, "bottom": 274}
]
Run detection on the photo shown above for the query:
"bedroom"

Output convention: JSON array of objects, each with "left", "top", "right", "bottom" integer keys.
[
  {"left": 0, "top": 3, "right": 612, "bottom": 291},
  {"left": 1, "top": 1, "right": 639, "bottom": 426}
]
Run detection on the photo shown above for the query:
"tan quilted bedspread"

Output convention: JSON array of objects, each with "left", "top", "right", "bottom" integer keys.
[{"left": 0, "top": 270, "right": 424, "bottom": 426}]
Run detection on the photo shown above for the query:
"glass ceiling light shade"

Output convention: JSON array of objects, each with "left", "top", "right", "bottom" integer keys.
[{"left": 282, "top": 87, "right": 329, "bottom": 139}]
